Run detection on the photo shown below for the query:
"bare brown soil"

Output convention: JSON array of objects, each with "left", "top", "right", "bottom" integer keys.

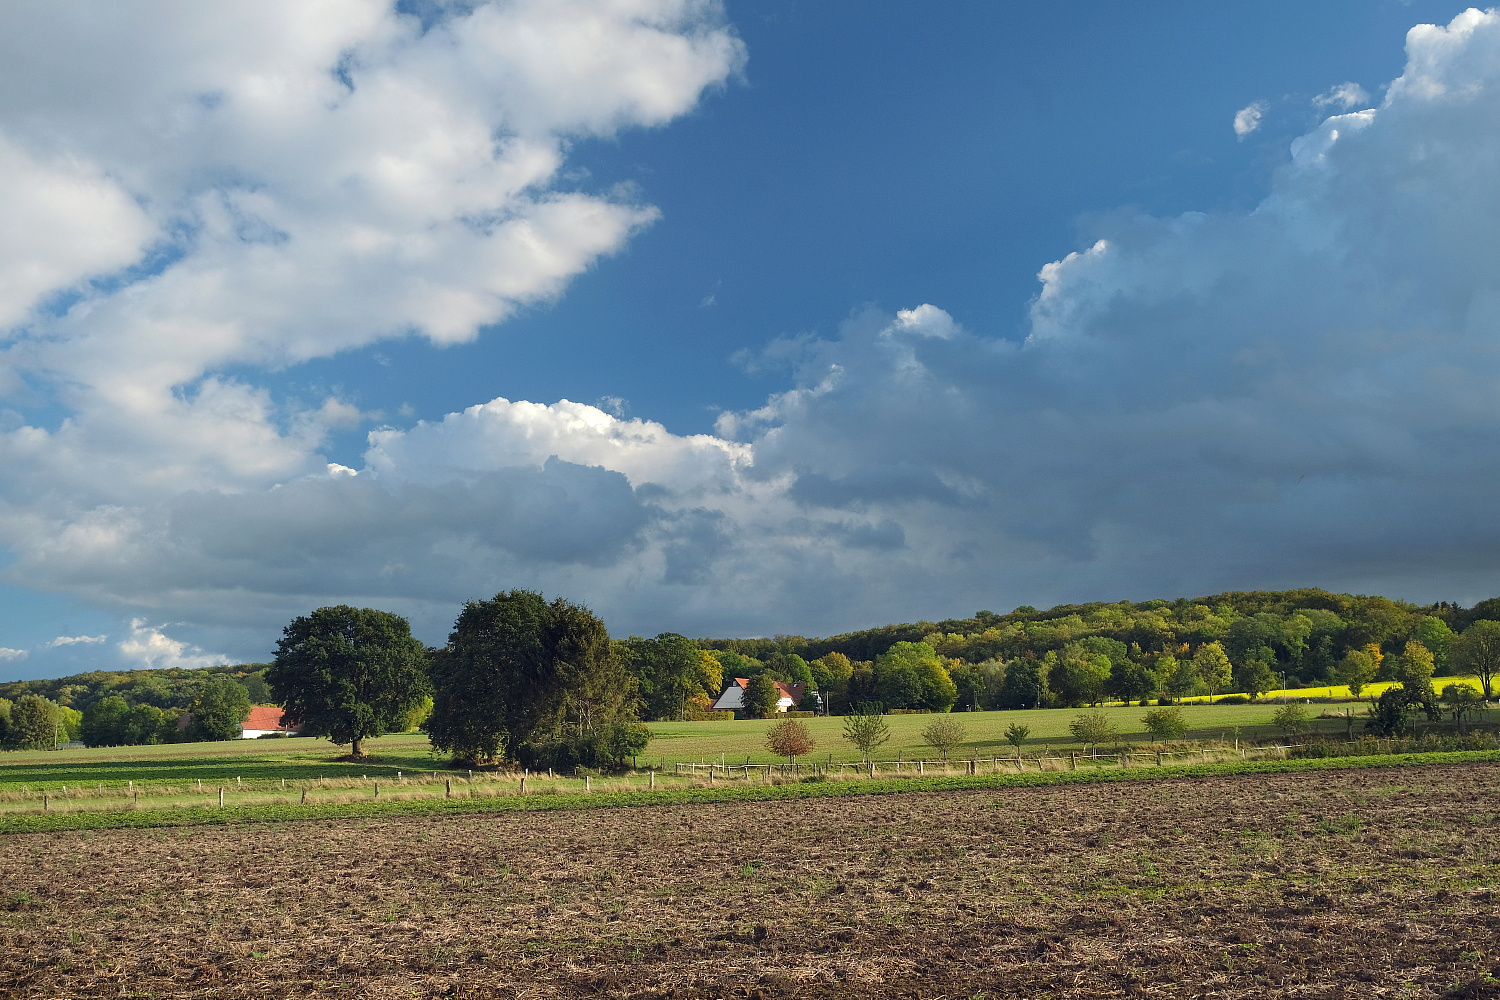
[{"left": 3, "top": 762, "right": 1499, "bottom": 999}]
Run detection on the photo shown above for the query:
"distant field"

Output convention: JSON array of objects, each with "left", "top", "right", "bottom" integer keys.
[
  {"left": 1, "top": 699, "right": 1493, "bottom": 793},
  {"left": 1180, "top": 674, "right": 1485, "bottom": 702}
]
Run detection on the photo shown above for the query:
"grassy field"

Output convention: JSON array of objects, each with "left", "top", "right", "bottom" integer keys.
[
  {"left": 4, "top": 758, "right": 1498, "bottom": 997},
  {"left": 1, "top": 699, "right": 1494, "bottom": 796}
]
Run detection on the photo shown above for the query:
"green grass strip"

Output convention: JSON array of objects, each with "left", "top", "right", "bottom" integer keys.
[{"left": 5, "top": 749, "right": 1498, "bottom": 836}]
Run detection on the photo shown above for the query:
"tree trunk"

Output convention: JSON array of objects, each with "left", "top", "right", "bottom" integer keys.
[{"left": 351, "top": 736, "right": 363, "bottom": 757}]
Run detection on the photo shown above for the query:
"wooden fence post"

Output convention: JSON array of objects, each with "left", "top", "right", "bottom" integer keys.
[
  {"left": 520, "top": 777, "right": 526, "bottom": 795},
  {"left": 445, "top": 779, "right": 452, "bottom": 799},
  {"left": 1069, "top": 753, "right": 1076, "bottom": 770},
  {"left": 301, "top": 788, "right": 307, "bottom": 804},
  {"left": 374, "top": 782, "right": 379, "bottom": 799},
  {"left": 585, "top": 775, "right": 591, "bottom": 793},
  {"left": 43, "top": 794, "right": 48, "bottom": 811},
  {"left": 649, "top": 771, "right": 655, "bottom": 790},
  {"left": 218, "top": 788, "right": 224, "bottom": 807}
]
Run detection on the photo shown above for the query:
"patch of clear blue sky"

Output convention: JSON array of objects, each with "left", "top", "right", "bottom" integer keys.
[{"left": 256, "top": 0, "right": 1461, "bottom": 470}]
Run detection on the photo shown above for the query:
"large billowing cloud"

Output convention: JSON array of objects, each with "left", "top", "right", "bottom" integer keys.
[{"left": 7, "top": 7, "right": 1500, "bottom": 663}]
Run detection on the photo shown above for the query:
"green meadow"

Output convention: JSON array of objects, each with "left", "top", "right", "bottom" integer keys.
[{"left": 6, "top": 696, "right": 1493, "bottom": 793}]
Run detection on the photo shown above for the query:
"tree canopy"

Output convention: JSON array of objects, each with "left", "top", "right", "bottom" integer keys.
[
  {"left": 427, "top": 590, "right": 648, "bottom": 769},
  {"left": 268, "top": 605, "right": 429, "bottom": 757}
]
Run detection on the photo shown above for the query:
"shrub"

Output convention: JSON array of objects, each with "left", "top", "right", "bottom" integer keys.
[
  {"left": 1141, "top": 707, "right": 1188, "bottom": 741},
  {"left": 1003, "top": 723, "right": 1031, "bottom": 749},
  {"left": 1272, "top": 703, "right": 1312, "bottom": 738},
  {"left": 842, "top": 711, "right": 891, "bottom": 763},
  {"left": 765, "top": 718, "right": 815, "bottom": 763},
  {"left": 1216, "top": 695, "right": 1250, "bottom": 705},
  {"left": 921, "top": 716, "right": 968, "bottom": 760},
  {"left": 1069, "top": 710, "right": 1118, "bottom": 747}
]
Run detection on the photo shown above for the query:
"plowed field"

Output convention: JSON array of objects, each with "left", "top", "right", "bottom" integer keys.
[{"left": 3, "top": 761, "right": 1499, "bottom": 998}]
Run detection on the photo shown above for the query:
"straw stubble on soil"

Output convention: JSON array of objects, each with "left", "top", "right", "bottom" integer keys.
[{"left": 3, "top": 762, "right": 1499, "bottom": 998}]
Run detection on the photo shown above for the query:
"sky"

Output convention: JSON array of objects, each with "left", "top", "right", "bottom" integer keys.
[{"left": 2, "top": 0, "right": 1498, "bottom": 679}]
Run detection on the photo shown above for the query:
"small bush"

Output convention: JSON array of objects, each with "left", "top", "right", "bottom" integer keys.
[
  {"left": 1141, "top": 707, "right": 1189, "bottom": 741},
  {"left": 1069, "top": 710, "right": 1118, "bottom": 746},
  {"left": 784, "top": 710, "right": 816, "bottom": 718},
  {"left": 1216, "top": 695, "right": 1251, "bottom": 705},
  {"left": 888, "top": 708, "right": 933, "bottom": 715}
]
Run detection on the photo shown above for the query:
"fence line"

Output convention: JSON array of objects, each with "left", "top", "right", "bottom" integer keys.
[{"left": 12, "top": 736, "right": 1478, "bottom": 818}]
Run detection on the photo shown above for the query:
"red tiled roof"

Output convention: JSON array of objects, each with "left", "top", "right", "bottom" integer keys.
[{"left": 244, "top": 705, "right": 298, "bottom": 732}]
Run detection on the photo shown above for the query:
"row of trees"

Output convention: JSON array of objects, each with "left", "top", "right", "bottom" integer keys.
[
  {"left": 267, "top": 594, "right": 649, "bottom": 769},
  {"left": 704, "top": 621, "right": 1500, "bottom": 717}
]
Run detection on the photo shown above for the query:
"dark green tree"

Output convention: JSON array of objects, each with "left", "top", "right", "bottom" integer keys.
[
  {"left": 997, "top": 657, "right": 1045, "bottom": 710},
  {"left": 124, "top": 703, "right": 172, "bottom": 744},
  {"left": 742, "top": 673, "right": 780, "bottom": 719},
  {"left": 6, "top": 694, "right": 59, "bottom": 750},
  {"left": 427, "top": 590, "right": 647, "bottom": 768},
  {"left": 1232, "top": 657, "right": 1276, "bottom": 699},
  {"left": 1366, "top": 685, "right": 1419, "bottom": 737},
  {"left": 1106, "top": 659, "right": 1158, "bottom": 704},
  {"left": 268, "top": 605, "right": 429, "bottom": 757},
  {"left": 185, "top": 674, "right": 252, "bottom": 742},
  {"left": 80, "top": 695, "right": 131, "bottom": 747}
]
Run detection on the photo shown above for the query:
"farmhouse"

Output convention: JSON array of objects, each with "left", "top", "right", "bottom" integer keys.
[
  {"left": 710, "top": 677, "right": 807, "bottom": 714},
  {"left": 175, "top": 705, "right": 303, "bottom": 739},
  {"left": 240, "top": 705, "right": 302, "bottom": 738}
]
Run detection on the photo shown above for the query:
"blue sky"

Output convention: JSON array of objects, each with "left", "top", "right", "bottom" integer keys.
[{"left": 0, "top": 0, "right": 1494, "bottom": 680}]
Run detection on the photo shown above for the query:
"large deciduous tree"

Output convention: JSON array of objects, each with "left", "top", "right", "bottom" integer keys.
[
  {"left": 185, "top": 674, "right": 253, "bottom": 742},
  {"left": 742, "top": 673, "right": 780, "bottom": 719},
  {"left": 268, "top": 606, "right": 429, "bottom": 758},
  {"left": 5, "top": 694, "right": 60, "bottom": 750},
  {"left": 1451, "top": 620, "right": 1500, "bottom": 700},
  {"left": 427, "top": 590, "right": 648, "bottom": 769}
]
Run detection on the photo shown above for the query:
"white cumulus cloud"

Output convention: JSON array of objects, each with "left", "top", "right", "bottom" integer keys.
[
  {"left": 117, "top": 619, "right": 226, "bottom": 671},
  {"left": 9, "top": 7, "right": 1500, "bottom": 654},
  {"left": 1233, "top": 100, "right": 1267, "bottom": 137}
]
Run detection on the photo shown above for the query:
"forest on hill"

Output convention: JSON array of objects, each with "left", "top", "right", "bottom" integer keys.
[{"left": 698, "top": 588, "right": 1499, "bottom": 714}]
